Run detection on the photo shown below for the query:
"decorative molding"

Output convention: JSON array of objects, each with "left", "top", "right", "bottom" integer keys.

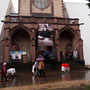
[
  {"left": 30, "top": 0, "right": 32, "bottom": 15},
  {"left": 5, "top": 16, "right": 79, "bottom": 25},
  {"left": 18, "top": 0, "right": 21, "bottom": 15},
  {"left": 61, "top": 0, "right": 64, "bottom": 17},
  {"left": 51, "top": 1, "right": 54, "bottom": 16}
]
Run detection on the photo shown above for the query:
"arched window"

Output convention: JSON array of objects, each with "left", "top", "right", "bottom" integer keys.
[{"left": 34, "top": 0, "right": 48, "bottom": 9}]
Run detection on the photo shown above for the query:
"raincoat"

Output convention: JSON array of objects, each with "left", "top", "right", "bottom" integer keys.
[
  {"left": 1, "top": 65, "right": 7, "bottom": 76},
  {"left": 38, "top": 61, "right": 45, "bottom": 70}
]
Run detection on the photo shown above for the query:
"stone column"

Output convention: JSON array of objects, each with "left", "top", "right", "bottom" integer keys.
[
  {"left": 55, "top": 30, "right": 60, "bottom": 62},
  {"left": 78, "top": 39, "right": 84, "bottom": 61},
  {"left": 2, "top": 38, "right": 10, "bottom": 62},
  {"left": 2, "top": 39, "right": 5, "bottom": 62},
  {"left": 31, "top": 29, "right": 36, "bottom": 62},
  {"left": 76, "top": 28, "right": 84, "bottom": 61},
  {"left": 31, "top": 39, "right": 36, "bottom": 62},
  {"left": 56, "top": 43, "right": 60, "bottom": 62},
  {"left": 2, "top": 25, "right": 10, "bottom": 62},
  {"left": 76, "top": 29, "right": 81, "bottom": 39}
]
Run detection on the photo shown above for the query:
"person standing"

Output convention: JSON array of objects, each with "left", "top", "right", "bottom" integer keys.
[
  {"left": 38, "top": 61, "right": 45, "bottom": 77},
  {"left": 1, "top": 62, "right": 8, "bottom": 82},
  {"left": 34, "top": 61, "right": 39, "bottom": 76},
  {"left": 49, "top": 53, "right": 55, "bottom": 64}
]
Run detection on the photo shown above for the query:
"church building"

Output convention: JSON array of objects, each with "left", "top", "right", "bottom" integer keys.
[
  {"left": 2, "top": 0, "right": 84, "bottom": 64},
  {"left": 0, "top": 0, "right": 15, "bottom": 62}
]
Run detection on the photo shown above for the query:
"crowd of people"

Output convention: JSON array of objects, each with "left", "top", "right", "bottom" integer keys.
[
  {"left": 60, "top": 50, "right": 78, "bottom": 61},
  {"left": 0, "top": 50, "right": 72, "bottom": 81},
  {"left": 32, "top": 54, "right": 45, "bottom": 77},
  {"left": 32, "top": 51, "right": 70, "bottom": 77},
  {"left": 32, "top": 50, "right": 56, "bottom": 77},
  {"left": 0, "top": 62, "right": 16, "bottom": 82}
]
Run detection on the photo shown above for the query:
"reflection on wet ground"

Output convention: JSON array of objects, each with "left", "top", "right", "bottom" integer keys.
[{"left": 0, "top": 70, "right": 90, "bottom": 88}]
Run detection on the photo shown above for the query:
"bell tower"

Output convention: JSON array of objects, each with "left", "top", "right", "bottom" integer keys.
[{"left": 19, "top": 0, "right": 64, "bottom": 17}]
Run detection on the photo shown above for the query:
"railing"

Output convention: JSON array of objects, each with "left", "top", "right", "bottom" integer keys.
[{"left": 5, "top": 15, "right": 79, "bottom": 25}]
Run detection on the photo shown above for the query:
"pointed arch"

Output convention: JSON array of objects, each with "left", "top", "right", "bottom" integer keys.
[
  {"left": 59, "top": 25, "right": 78, "bottom": 39},
  {"left": 9, "top": 23, "right": 36, "bottom": 63},
  {"left": 10, "top": 24, "right": 33, "bottom": 39},
  {"left": 59, "top": 25, "right": 79, "bottom": 55}
]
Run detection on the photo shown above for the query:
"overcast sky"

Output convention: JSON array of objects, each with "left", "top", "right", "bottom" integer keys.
[{"left": 12, "top": 0, "right": 88, "bottom": 13}]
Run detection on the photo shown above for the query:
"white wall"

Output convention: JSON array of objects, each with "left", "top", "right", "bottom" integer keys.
[
  {"left": 12, "top": 0, "right": 18, "bottom": 13},
  {"left": 0, "top": 0, "right": 15, "bottom": 61},
  {"left": 64, "top": 0, "right": 88, "bottom": 3},
  {"left": 64, "top": 2, "right": 90, "bottom": 65},
  {"left": 0, "top": 0, "right": 15, "bottom": 34},
  {"left": 0, "top": 0, "right": 9, "bottom": 34}
]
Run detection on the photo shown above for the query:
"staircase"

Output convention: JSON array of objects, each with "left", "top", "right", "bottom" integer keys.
[
  {"left": 61, "top": 59, "right": 85, "bottom": 70},
  {"left": 7, "top": 59, "right": 86, "bottom": 72},
  {"left": 7, "top": 63, "right": 33, "bottom": 72}
]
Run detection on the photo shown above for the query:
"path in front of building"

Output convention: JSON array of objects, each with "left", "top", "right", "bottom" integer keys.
[{"left": 0, "top": 69, "right": 90, "bottom": 89}]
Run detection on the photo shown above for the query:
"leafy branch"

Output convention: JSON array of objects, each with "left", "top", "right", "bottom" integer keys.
[{"left": 87, "top": 0, "right": 90, "bottom": 8}]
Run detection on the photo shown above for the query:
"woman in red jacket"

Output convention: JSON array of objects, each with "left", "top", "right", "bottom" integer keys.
[{"left": 1, "top": 62, "right": 8, "bottom": 82}]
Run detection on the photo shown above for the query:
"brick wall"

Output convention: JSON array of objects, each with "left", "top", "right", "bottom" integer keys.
[
  {"left": 19, "top": 0, "right": 63, "bottom": 17},
  {"left": 0, "top": 41, "right": 1, "bottom": 62},
  {"left": 53, "top": 0, "right": 63, "bottom": 17},
  {"left": 19, "top": 0, "right": 30, "bottom": 16}
]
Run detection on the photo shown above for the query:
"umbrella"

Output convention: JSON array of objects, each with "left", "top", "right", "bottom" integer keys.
[
  {"left": 44, "top": 51, "right": 50, "bottom": 56},
  {"left": 36, "top": 57, "right": 45, "bottom": 61}
]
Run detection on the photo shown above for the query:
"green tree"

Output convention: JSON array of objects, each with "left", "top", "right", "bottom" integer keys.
[{"left": 87, "top": 0, "right": 90, "bottom": 8}]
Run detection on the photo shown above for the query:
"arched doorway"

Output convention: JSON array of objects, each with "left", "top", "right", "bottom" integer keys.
[
  {"left": 59, "top": 29, "right": 77, "bottom": 61},
  {"left": 11, "top": 29, "right": 31, "bottom": 63}
]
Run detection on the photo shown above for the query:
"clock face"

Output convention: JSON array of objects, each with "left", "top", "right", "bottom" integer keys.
[{"left": 33, "top": 0, "right": 51, "bottom": 9}]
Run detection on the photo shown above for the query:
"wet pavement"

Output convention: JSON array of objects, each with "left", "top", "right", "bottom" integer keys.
[{"left": 0, "top": 69, "right": 90, "bottom": 88}]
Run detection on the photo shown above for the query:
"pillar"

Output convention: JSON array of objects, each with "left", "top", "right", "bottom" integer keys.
[
  {"left": 55, "top": 29, "right": 60, "bottom": 61},
  {"left": 2, "top": 38, "right": 10, "bottom": 62},
  {"left": 2, "top": 26, "right": 10, "bottom": 62},
  {"left": 31, "top": 28, "right": 36, "bottom": 62},
  {"left": 2, "top": 40, "right": 5, "bottom": 62},
  {"left": 31, "top": 39, "right": 36, "bottom": 62},
  {"left": 56, "top": 44, "right": 60, "bottom": 61},
  {"left": 78, "top": 39, "right": 84, "bottom": 61}
]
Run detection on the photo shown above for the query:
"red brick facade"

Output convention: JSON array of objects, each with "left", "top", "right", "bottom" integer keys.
[
  {"left": 2, "top": 16, "right": 83, "bottom": 62},
  {"left": 1, "top": 0, "right": 84, "bottom": 63}
]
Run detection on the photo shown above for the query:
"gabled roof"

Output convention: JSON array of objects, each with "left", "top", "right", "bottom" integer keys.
[{"left": 0, "top": 0, "right": 15, "bottom": 39}]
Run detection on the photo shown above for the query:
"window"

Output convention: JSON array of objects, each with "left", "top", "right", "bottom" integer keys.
[{"left": 34, "top": 0, "right": 48, "bottom": 9}]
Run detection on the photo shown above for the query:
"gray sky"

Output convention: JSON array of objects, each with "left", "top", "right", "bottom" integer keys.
[{"left": 12, "top": 0, "right": 88, "bottom": 13}]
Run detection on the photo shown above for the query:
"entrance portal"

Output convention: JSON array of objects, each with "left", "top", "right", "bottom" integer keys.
[
  {"left": 37, "top": 24, "right": 56, "bottom": 63},
  {"left": 11, "top": 29, "right": 31, "bottom": 63},
  {"left": 59, "top": 30, "right": 77, "bottom": 61}
]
